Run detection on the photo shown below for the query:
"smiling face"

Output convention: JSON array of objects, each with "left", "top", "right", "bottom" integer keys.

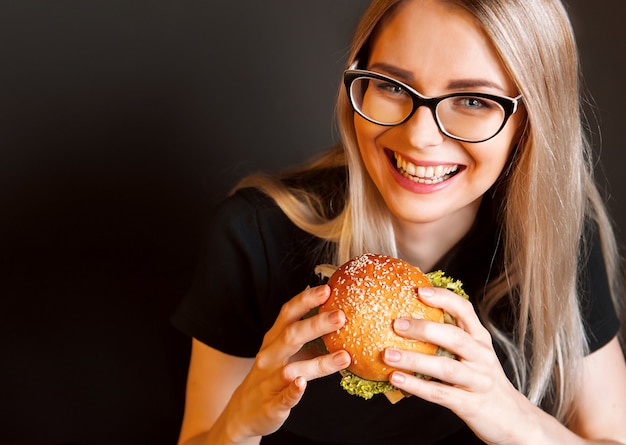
[{"left": 354, "top": 0, "right": 523, "bottom": 238}]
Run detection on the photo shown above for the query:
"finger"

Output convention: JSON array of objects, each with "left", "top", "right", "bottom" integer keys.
[
  {"left": 282, "top": 350, "right": 351, "bottom": 383},
  {"left": 417, "top": 287, "right": 491, "bottom": 343},
  {"left": 393, "top": 316, "right": 478, "bottom": 360},
  {"left": 265, "top": 285, "right": 332, "bottom": 344},
  {"left": 389, "top": 371, "right": 466, "bottom": 412},
  {"left": 259, "top": 376, "right": 307, "bottom": 430},
  {"left": 281, "top": 308, "right": 345, "bottom": 353},
  {"left": 257, "top": 310, "right": 346, "bottom": 369},
  {"left": 384, "top": 347, "right": 473, "bottom": 387},
  {"left": 276, "top": 376, "right": 307, "bottom": 410},
  {"left": 260, "top": 351, "right": 350, "bottom": 411},
  {"left": 279, "top": 285, "right": 331, "bottom": 327}
]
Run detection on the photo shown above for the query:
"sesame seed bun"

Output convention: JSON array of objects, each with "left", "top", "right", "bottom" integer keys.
[{"left": 319, "top": 253, "right": 445, "bottom": 382}]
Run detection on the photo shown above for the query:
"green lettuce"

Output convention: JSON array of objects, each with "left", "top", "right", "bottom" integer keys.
[{"left": 339, "top": 370, "right": 395, "bottom": 400}]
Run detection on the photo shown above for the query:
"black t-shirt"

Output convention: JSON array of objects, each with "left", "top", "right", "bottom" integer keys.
[{"left": 172, "top": 186, "right": 620, "bottom": 445}]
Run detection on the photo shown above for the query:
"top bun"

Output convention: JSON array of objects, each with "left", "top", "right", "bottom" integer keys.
[{"left": 319, "top": 253, "right": 444, "bottom": 381}]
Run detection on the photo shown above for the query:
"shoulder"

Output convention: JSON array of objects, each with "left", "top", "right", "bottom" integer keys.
[
  {"left": 213, "top": 186, "right": 280, "bottom": 219},
  {"left": 208, "top": 187, "right": 291, "bottom": 242},
  {"left": 174, "top": 186, "right": 325, "bottom": 353},
  {"left": 209, "top": 185, "right": 325, "bottom": 280},
  {"left": 217, "top": 163, "right": 347, "bottom": 219},
  {"left": 282, "top": 165, "right": 349, "bottom": 218}
]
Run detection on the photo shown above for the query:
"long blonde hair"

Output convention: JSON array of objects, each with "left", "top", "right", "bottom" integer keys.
[{"left": 236, "top": 0, "right": 622, "bottom": 422}]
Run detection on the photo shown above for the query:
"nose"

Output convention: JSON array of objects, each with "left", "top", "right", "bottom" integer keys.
[{"left": 401, "top": 105, "right": 445, "bottom": 148}]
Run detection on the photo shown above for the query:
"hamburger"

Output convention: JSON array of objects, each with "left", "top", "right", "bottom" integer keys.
[{"left": 316, "top": 253, "right": 468, "bottom": 401}]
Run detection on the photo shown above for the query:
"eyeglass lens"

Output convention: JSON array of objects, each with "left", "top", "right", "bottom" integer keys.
[{"left": 350, "top": 76, "right": 508, "bottom": 142}]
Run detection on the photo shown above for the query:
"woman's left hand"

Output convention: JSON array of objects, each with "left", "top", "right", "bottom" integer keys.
[{"left": 383, "top": 285, "right": 529, "bottom": 444}]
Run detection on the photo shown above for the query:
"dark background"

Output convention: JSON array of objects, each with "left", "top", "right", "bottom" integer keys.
[{"left": 0, "top": 1, "right": 623, "bottom": 443}]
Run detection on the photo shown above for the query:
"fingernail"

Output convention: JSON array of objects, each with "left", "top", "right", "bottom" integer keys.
[
  {"left": 294, "top": 376, "right": 306, "bottom": 389},
  {"left": 394, "top": 318, "right": 409, "bottom": 331},
  {"left": 333, "top": 351, "right": 350, "bottom": 367},
  {"left": 317, "top": 284, "right": 331, "bottom": 297},
  {"left": 390, "top": 372, "right": 405, "bottom": 385},
  {"left": 385, "top": 349, "right": 401, "bottom": 362},
  {"left": 418, "top": 286, "right": 435, "bottom": 297},
  {"left": 329, "top": 310, "right": 344, "bottom": 325}
]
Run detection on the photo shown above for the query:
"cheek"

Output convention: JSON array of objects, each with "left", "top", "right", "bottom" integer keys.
[
  {"left": 354, "top": 118, "right": 386, "bottom": 166},
  {"left": 469, "top": 145, "right": 511, "bottom": 178},
  {"left": 471, "top": 119, "right": 521, "bottom": 172},
  {"left": 354, "top": 118, "right": 375, "bottom": 150},
  {"left": 498, "top": 110, "right": 525, "bottom": 157}
]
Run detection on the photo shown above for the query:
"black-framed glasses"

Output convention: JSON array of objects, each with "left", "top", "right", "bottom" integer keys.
[{"left": 344, "top": 69, "right": 523, "bottom": 143}]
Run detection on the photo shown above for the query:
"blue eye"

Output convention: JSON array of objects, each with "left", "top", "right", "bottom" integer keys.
[
  {"left": 453, "top": 96, "right": 496, "bottom": 110},
  {"left": 373, "top": 80, "right": 405, "bottom": 95},
  {"left": 466, "top": 98, "right": 482, "bottom": 107}
]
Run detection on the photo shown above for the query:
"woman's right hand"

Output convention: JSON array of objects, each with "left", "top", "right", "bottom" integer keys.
[{"left": 219, "top": 284, "right": 351, "bottom": 443}]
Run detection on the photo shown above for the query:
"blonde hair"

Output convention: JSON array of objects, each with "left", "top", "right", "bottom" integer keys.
[{"left": 236, "top": 0, "right": 622, "bottom": 423}]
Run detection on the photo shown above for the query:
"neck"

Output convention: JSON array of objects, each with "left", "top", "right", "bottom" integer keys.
[{"left": 394, "top": 200, "right": 481, "bottom": 272}]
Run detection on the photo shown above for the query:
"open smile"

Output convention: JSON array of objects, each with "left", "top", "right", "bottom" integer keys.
[{"left": 391, "top": 151, "right": 461, "bottom": 185}]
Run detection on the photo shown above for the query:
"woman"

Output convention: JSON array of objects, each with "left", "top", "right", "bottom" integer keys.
[{"left": 173, "top": 0, "right": 626, "bottom": 443}]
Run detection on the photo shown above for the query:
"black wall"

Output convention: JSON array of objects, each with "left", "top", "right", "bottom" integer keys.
[
  {"left": 569, "top": 2, "right": 626, "bottom": 247},
  {"left": 0, "top": 1, "right": 623, "bottom": 442}
]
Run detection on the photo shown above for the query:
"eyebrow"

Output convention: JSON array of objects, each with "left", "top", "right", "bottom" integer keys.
[
  {"left": 368, "top": 62, "right": 414, "bottom": 80},
  {"left": 367, "top": 62, "right": 507, "bottom": 93},
  {"left": 446, "top": 79, "right": 506, "bottom": 92}
]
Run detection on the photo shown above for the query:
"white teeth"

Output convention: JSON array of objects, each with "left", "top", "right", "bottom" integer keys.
[
  {"left": 405, "top": 161, "right": 416, "bottom": 176},
  {"left": 394, "top": 153, "right": 458, "bottom": 184}
]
